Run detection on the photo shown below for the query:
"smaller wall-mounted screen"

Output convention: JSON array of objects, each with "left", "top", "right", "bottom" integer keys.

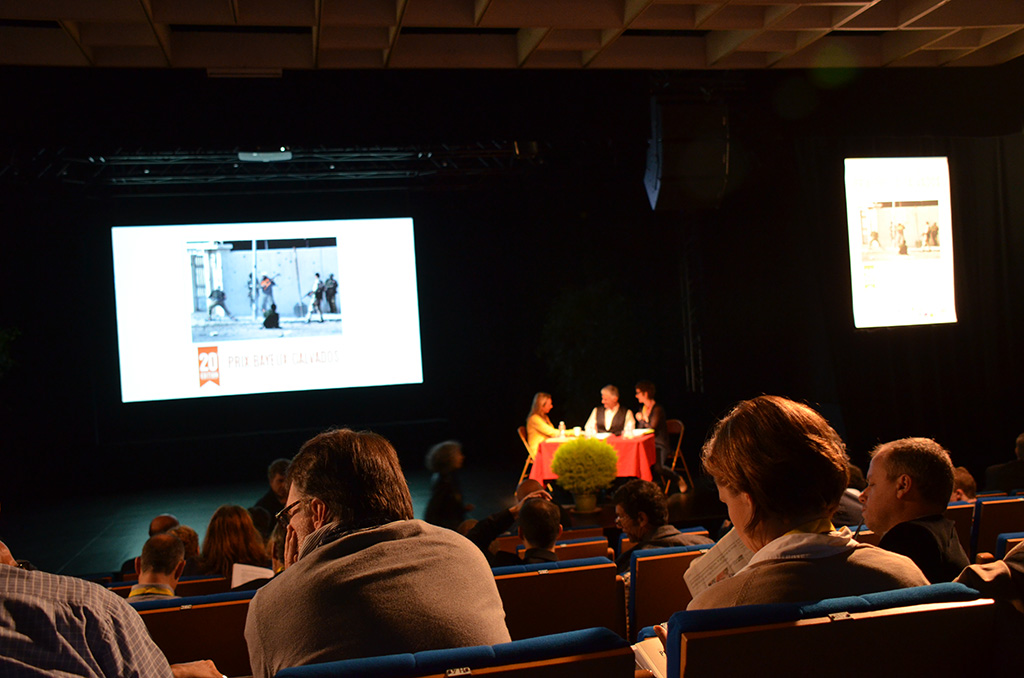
[
  {"left": 111, "top": 218, "right": 423, "bottom": 403},
  {"left": 844, "top": 157, "right": 957, "bottom": 329}
]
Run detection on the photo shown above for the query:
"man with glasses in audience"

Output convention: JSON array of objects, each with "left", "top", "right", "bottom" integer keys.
[
  {"left": 245, "top": 428, "right": 510, "bottom": 678},
  {"left": 613, "top": 479, "right": 712, "bottom": 573}
]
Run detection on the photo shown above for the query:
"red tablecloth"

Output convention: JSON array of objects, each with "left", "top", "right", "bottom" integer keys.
[{"left": 530, "top": 433, "right": 657, "bottom": 483}]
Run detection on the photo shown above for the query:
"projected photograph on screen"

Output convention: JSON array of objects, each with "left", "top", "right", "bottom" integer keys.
[
  {"left": 112, "top": 218, "right": 423, "bottom": 403},
  {"left": 844, "top": 157, "right": 956, "bottom": 329}
]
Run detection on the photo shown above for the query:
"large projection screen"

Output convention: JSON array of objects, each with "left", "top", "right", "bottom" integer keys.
[
  {"left": 844, "top": 157, "right": 957, "bottom": 329},
  {"left": 111, "top": 218, "right": 423, "bottom": 403}
]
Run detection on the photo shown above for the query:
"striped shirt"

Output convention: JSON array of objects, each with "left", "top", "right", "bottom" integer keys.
[{"left": 0, "top": 565, "right": 173, "bottom": 677}]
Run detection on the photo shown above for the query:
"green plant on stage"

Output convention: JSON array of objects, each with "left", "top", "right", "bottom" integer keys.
[{"left": 550, "top": 437, "right": 619, "bottom": 496}]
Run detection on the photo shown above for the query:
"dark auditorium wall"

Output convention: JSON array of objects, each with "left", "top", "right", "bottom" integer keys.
[{"left": 0, "top": 62, "right": 1021, "bottom": 504}]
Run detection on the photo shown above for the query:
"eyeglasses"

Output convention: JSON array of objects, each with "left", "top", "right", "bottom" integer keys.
[{"left": 275, "top": 500, "right": 302, "bottom": 530}]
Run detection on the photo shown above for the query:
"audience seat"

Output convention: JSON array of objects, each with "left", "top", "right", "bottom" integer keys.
[
  {"left": 516, "top": 536, "right": 609, "bottom": 561},
  {"left": 131, "top": 590, "right": 255, "bottom": 677},
  {"left": 971, "top": 497, "right": 1024, "bottom": 559},
  {"left": 654, "top": 583, "right": 996, "bottom": 677},
  {"left": 492, "top": 557, "right": 626, "bottom": 640},
  {"left": 618, "top": 526, "right": 710, "bottom": 558},
  {"left": 945, "top": 501, "right": 975, "bottom": 557},
  {"left": 494, "top": 526, "right": 604, "bottom": 555},
  {"left": 995, "top": 531, "right": 1024, "bottom": 560},
  {"left": 108, "top": 574, "right": 230, "bottom": 598},
  {"left": 274, "top": 626, "right": 633, "bottom": 678},
  {"left": 628, "top": 544, "right": 712, "bottom": 641}
]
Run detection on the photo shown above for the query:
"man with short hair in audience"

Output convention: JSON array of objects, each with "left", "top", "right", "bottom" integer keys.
[
  {"left": 613, "top": 479, "right": 712, "bottom": 572},
  {"left": 467, "top": 491, "right": 561, "bottom": 566},
  {"left": 253, "top": 458, "right": 290, "bottom": 521},
  {"left": 984, "top": 433, "right": 1024, "bottom": 493},
  {"left": 244, "top": 429, "right": 510, "bottom": 678},
  {"left": 951, "top": 466, "right": 977, "bottom": 502},
  {"left": 128, "top": 532, "right": 186, "bottom": 602},
  {"left": 860, "top": 437, "right": 969, "bottom": 582},
  {"left": 0, "top": 537, "right": 222, "bottom": 677},
  {"left": 585, "top": 384, "right": 635, "bottom": 436}
]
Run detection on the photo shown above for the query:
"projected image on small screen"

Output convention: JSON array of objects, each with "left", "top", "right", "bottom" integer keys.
[
  {"left": 112, "top": 218, "right": 423, "bottom": 403},
  {"left": 844, "top": 157, "right": 957, "bottom": 329}
]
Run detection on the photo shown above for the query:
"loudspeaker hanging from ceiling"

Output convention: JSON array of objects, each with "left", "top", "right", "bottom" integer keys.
[{"left": 644, "top": 98, "right": 730, "bottom": 211}]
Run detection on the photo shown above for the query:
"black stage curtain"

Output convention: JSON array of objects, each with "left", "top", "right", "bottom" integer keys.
[{"left": 796, "top": 135, "right": 1024, "bottom": 476}]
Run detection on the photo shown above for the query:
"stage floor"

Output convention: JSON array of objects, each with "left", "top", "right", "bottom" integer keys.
[{"left": 1, "top": 466, "right": 722, "bottom": 576}]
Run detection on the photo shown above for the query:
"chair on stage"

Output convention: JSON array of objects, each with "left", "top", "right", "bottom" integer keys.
[
  {"left": 665, "top": 419, "right": 694, "bottom": 494},
  {"left": 517, "top": 425, "right": 533, "bottom": 486}
]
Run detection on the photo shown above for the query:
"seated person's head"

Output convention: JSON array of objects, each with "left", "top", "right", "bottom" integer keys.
[
  {"left": 201, "top": 505, "right": 268, "bottom": 578},
  {"left": 614, "top": 479, "right": 670, "bottom": 543},
  {"left": 861, "top": 437, "right": 954, "bottom": 535},
  {"left": 1016, "top": 433, "right": 1024, "bottom": 461},
  {"left": 515, "top": 479, "right": 544, "bottom": 502},
  {"left": 167, "top": 525, "right": 200, "bottom": 562},
  {"left": 268, "top": 522, "right": 287, "bottom": 573},
  {"left": 268, "top": 458, "right": 291, "bottom": 501},
  {"left": 702, "top": 395, "right": 849, "bottom": 552},
  {"left": 136, "top": 533, "right": 185, "bottom": 584},
  {"left": 249, "top": 506, "right": 273, "bottom": 538},
  {"left": 601, "top": 385, "right": 619, "bottom": 409},
  {"left": 951, "top": 466, "right": 977, "bottom": 502},
  {"left": 148, "top": 513, "right": 179, "bottom": 537},
  {"left": 285, "top": 429, "right": 415, "bottom": 551},
  {"left": 518, "top": 498, "right": 562, "bottom": 551},
  {"left": 848, "top": 463, "right": 868, "bottom": 491},
  {"left": 425, "top": 441, "right": 464, "bottom": 474}
]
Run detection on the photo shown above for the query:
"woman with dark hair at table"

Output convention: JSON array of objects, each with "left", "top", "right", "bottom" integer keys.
[
  {"left": 635, "top": 381, "right": 686, "bottom": 493},
  {"left": 688, "top": 395, "right": 928, "bottom": 609},
  {"left": 525, "top": 392, "right": 559, "bottom": 459}
]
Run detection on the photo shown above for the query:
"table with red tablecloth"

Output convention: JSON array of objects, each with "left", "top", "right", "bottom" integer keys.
[{"left": 529, "top": 433, "right": 657, "bottom": 483}]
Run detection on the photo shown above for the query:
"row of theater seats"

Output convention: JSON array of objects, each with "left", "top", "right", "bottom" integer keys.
[
  {"left": 127, "top": 577, "right": 1007, "bottom": 677},
  {"left": 116, "top": 498, "right": 1024, "bottom": 677}
]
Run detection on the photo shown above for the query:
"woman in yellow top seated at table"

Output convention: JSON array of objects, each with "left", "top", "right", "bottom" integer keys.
[{"left": 525, "top": 392, "right": 559, "bottom": 459}]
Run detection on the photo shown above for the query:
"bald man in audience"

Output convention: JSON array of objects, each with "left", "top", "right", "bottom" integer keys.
[
  {"left": 860, "top": 437, "right": 969, "bottom": 582},
  {"left": 128, "top": 533, "right": 185, "bottom": 602},
  {"left": 120, "top": 513, "right": 180, "bottom": 575}
]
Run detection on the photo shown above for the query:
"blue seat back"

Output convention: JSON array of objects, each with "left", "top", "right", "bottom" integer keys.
[{"left": 275, "top": 627, "right": 630, "bottom": 678}]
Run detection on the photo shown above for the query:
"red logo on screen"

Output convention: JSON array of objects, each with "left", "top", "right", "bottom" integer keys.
[{"left": 198, "top": 346, "right": 220, "bottom": 387}]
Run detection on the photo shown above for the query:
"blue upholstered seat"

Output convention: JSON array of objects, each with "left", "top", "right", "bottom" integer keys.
[{"left": 274, "top": 627, "right": 630, "bottom": 678}]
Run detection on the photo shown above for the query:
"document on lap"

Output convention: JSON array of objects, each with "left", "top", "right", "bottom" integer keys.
[{"left": 683, "top": 528, "right": 754, "bottom": 595}]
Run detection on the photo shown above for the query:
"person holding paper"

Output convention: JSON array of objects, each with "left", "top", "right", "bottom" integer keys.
[
  {"left": 525, "top": 392, "right": 558, "bottom": 458},
  {"left": 687, "top": 395, "right": 928, "bottom": 609}
]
